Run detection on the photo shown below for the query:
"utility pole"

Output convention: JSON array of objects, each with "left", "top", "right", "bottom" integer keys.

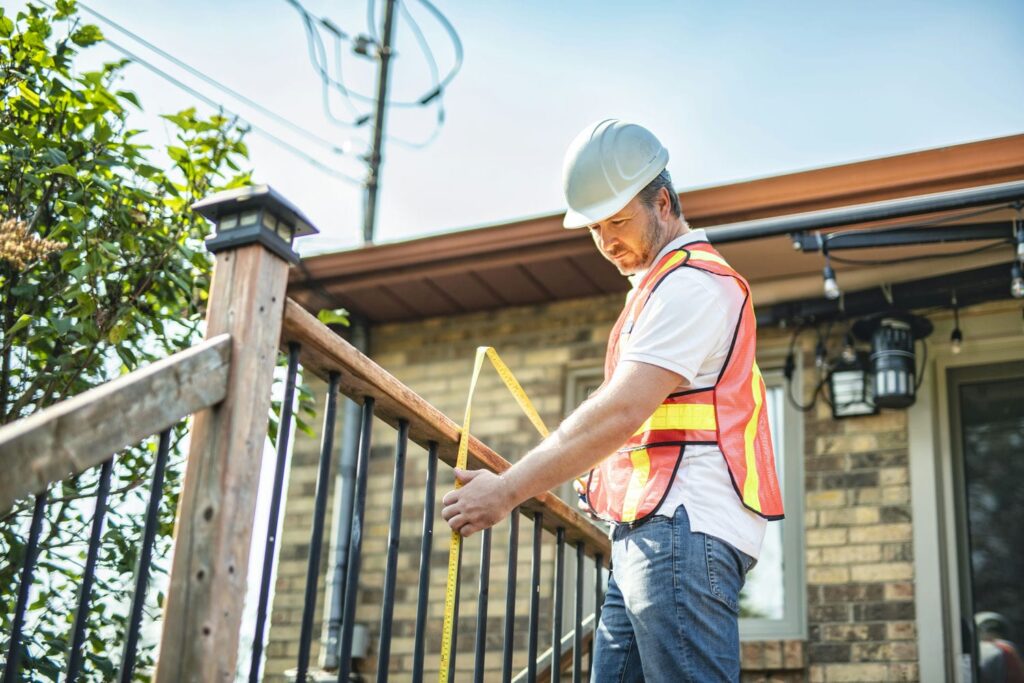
[{"left": 363, "top": 0, "right": 398, "bottom": 244}]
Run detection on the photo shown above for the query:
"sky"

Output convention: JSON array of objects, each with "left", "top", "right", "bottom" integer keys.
[{"left": 10, "top": 0, "right": 1024, "bottom": 256}]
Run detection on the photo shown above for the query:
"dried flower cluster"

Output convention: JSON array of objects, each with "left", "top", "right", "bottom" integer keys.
[{"left": 0, "top": 217, "right": 66, "bottom": 270}]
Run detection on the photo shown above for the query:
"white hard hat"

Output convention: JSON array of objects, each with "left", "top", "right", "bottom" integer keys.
[{"left": 561, "top": 119, "right": 669, "bottom": 229}]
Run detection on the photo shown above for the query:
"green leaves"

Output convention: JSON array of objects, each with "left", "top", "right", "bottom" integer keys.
[
  {"left": 317, "top": 307, "right": 350, "bottom": 326},
  {"left": 7, "top": 313, "right": 32, "bottom": 336},
  {"left": 69, "top": 24, "right": 102, "bottom": 47},
  {"left": 0, "top": 3, "right": 255, "bottom": 678}
]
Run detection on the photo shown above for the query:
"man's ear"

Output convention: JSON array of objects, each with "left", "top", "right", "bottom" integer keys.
[{"left": 658, "top": 186, "right": 673, "bottom": 221}]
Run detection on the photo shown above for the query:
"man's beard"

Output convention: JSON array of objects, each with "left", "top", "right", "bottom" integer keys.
[{"left": 617, "top": 209, "right": 668, "bottom": 275}]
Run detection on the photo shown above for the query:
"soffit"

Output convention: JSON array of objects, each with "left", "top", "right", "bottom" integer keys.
[{"left": 288, "top": 135, "right": 1024, "bottom": 323}]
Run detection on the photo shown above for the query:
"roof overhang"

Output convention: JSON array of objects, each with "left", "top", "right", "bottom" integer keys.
[{"left": 288, "top": 134, "right": 1024, "bottom": 324}]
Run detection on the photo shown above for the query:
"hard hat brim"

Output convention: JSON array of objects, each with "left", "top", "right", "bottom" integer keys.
[{"left": 561, "top": 149, "right": 669, "bottom": 229}]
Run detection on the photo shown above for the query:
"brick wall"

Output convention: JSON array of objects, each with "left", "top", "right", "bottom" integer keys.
[
  {"left": 787, "top": 330, "right": 920, "bottom": 683},
  {"left": 266, "top": 297, "right": 925, "bottom": 682}
]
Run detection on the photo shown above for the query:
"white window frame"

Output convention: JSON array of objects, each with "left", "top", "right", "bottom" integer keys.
[{"left": 739, "top": 369, "right": 806, "bottom": 640}]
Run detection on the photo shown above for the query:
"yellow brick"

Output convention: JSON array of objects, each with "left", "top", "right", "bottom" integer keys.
[
  {"left": 882, "top": 485, "right": 911, "bottom": 504},
  {"left": 854, "top": 506, "right": 882, "bottom": 525},
  {"left": 820, "top": 544, "right": 882, "bottom": 565},
  {"left": 855, "top": 487, "right": 881, "bottom": 504},
  {"left": 816, "top": 433, "right": 879, "bottom": 455},
  {"left": 806, "top": 528, "right": 848, "bottom": 547},
  {"left": 884, "top": 581, "right": 915, "bottom": 601},
  {"left": 850, "top": 562, "right": 914, "bottom": 582},
  {"left": 807, "top": 566, "right": 850, "bottom": 584},
  {"left": 824, "top": 663, "right": 889, "bottom": 682},
  {"left": 807, "top": 490, "right": 847, "bottom": 509},
  {"left": 887, "top": 621, "right": 916, "bottom": 640},
  {"left": 849, "top": 523, "right": 912, "bottom": 544},
  {"left": 879, "top": 467, "right": 908, "bottom": 486}
]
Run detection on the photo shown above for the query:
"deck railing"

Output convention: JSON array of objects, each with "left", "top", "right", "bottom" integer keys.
[
  {"left": 279, "top": 299, "right": 610, "bottom": 682},
  {"left": 0, "top": 334, "right": 232, "bottom": 682},
  {"left": 0, "top": 187, "right": 610, "bottom": 682}
]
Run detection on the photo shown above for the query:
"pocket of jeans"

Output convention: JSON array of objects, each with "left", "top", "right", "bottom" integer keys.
[{"left": 703, "top": 535, "right": 746, "bottom": 614}]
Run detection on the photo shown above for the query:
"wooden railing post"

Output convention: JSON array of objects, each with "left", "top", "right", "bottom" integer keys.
[{"left": 155, "top": 186, "right": 318, "bottom": 683}]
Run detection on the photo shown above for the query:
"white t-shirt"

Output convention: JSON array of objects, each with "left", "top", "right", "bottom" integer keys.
[{"left": 615, "top": 230, "right": 767, "bottom": 559}]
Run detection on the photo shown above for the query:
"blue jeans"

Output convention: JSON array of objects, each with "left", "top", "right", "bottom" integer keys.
[{"left": 591, "top": 504, "right": 755, "bottom": 683}]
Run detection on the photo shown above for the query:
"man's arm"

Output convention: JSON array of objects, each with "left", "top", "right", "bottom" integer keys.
[{"left": 441, "top": 360, "right": 682, "bottom": 536}]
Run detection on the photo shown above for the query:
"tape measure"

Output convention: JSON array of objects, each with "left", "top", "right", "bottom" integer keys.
[{"left": 438, "top": 346, "right": 551, "bottom": 682}]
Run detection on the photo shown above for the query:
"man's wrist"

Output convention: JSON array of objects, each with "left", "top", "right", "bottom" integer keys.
[{"left": 499, "top": 468, "right": 524, "bottom": 511}]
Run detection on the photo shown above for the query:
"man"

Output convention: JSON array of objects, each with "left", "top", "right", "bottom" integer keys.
[{"left": 441, "top": 119, "right": 783, "bottom": 681}]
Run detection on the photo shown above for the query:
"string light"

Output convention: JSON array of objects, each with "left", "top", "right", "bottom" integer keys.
[
  {"left": 822, "top": 253, "right": 841, "bottom": 300},
  {"left": 840, "top": 332, "right": 857, "bottom": 364},
  {"left": 1012, "top": 261, "right": 1024, "bottom": 299},
  {"left": 950, "top": 292, "right": 963, "bottom": 355}
]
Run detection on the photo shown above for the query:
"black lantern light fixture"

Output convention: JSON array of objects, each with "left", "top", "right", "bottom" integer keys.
[
  {"left": 853, "top": 312, "right": 933, "bottom": 409},
  {"left": 828, "top": 344, "right": 876, "bottom": 419},
  {"left": 192, "top": 184, "right": 319, "bottom": 264}
]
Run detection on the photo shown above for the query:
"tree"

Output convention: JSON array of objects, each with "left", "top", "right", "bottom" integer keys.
[{"left": 0, "top": 1, "right": 252, "bottom": 678}]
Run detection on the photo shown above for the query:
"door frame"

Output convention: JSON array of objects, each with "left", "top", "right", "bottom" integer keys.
[{"left": 909, "top": 330, "right": 1024, "bottom": 682}]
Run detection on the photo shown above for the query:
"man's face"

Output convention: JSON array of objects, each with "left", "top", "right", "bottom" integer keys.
[{"left": 587, "top": 197, "right": 666, "bottom": 275}]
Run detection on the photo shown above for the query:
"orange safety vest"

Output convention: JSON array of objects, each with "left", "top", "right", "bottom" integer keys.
[{"left": 585, "top": 241, "right": 785, "bottom": 523}]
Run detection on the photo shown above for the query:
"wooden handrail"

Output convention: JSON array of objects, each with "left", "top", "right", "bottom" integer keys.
[
  {"left": 0, "top": 334, "right": 232, "bottom": 512},
  {"left": 279, "top": 298, "right": 612, "bottom": 560}
]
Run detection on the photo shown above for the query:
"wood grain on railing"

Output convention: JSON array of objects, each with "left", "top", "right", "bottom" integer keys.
[
  {"left": 280, "top": 298, "right": 611, "bottom": 560},
  {"left": 0, "top": 334, "right": 232, "bottom": 513}
]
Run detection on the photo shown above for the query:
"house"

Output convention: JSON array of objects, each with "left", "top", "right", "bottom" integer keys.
[{"left": 265, "top": 134, "right": 1024, "bottom": 682}]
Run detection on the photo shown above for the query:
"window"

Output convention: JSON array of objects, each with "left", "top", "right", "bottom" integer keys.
[{"left": 740, "top": 374, "right": 806, "bottom": 639}]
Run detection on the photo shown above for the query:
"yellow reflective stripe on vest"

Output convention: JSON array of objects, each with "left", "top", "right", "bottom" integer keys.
[
  {"left": 654, "top": 250, "right": 688, "bottom": 278},
  {"left": 686, "top": 250, "right": 731, "bottom": 268},
  {"left": 633, "top": 403, "right": 717, "bottom": 436},
  {"left": 741, "top": 364, "right": 764, "bottom": 512},
  {"left": 622, "top": 448, "right": 651, "bottom": 522}
]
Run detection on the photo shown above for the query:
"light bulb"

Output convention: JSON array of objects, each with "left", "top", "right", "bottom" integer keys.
[
  {"left": 841, "top": 333, "right": 856, "bottom": 363},
  {"left": 823, "top": 263, "right": 840, "bottom": 300},
  {"left": 950, "top": 327, "right": 963, "bottom": 355},
  {"left": 1012, "top": 262, "right": 1024, "bottom": 299}
]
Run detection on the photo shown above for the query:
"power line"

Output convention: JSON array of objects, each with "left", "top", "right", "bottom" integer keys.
[
  {"left": 39, "top": 0, "right": 363, "bottom": 183},
  {"left": 75, "top": 0, "right": 353, "bottom": 157},
  {"left": 288, "top": 0, "right": 462, "bottom": 109},
  {"left": 102, "top": 36, "right": 363, "bottom": 184},
  {"left": 293, "top": 3, "right": 370, "bottom": 128},
  {"left": 389, "top": 0, "right": 445, "bottom": 149}
]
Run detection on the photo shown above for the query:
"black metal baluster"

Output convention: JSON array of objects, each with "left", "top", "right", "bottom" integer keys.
[
  {"left": 119, "top": 429, "right": 172, "bottom": 683},
  {"left": 592, "top": 554, "right": 603, "bottom": 674},
  {"left": 448, "top": 544, "right": 462, "bottom": 683},
  {"left": 338, "top": 396, "right": 375, "bottom": 682},
  {"left": 296, "top": 372, "right": 341, "bottom": 681},
  {"left": 376, "top": 419, "right": 409, "bottom": 683},
  {"left": 500, "top": 509, "right": 519, "bottom": 683},
  {"left": 527, "top": 513, "right": 543, "bottom": 683},
  {"left": 66, "top": 457, "right": 115, "bottom": 683},
  {"left": 472, "top": 527, "right": 492, "bottom": 683},
  {"left": 551, "top": 528, "right": 565, "bottom": 683},
  {"left": 572, "top": 543, "right": 583, "bottom": 683},
  {"left": 3, "top": 491, "right": 48, "bottom": 683},
  {"left": 249, "top": 342, "right": 300, "bottom": 683},
  {"left": 411, "top": 441, "right": 438, "bottom": 683}
]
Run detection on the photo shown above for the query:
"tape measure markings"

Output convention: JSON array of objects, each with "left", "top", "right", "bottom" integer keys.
[{"left": 438, "top": 346, "right": 551, "bottom": 682}]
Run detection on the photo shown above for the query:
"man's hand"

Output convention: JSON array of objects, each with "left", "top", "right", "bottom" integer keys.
[{"left": 441, "top": 468, "right": 515, "bottom": 537}]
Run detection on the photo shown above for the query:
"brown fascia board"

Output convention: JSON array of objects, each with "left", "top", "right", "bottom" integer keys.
[{"left": 292, "top": 133, "right": 1024, "bottom": 290}]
